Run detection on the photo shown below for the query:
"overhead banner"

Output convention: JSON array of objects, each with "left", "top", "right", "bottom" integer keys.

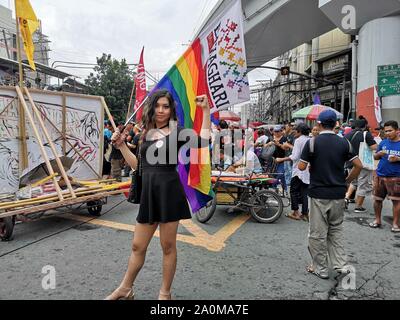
[{"left": 199, "top": 0, "right": 250, "bottom": 113}]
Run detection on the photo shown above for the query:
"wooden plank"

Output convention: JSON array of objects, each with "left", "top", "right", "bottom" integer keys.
[
  {"left": 0, "top": 186, "right": 103, "bottom": 210},
  {"left": 0, "top": 190, "right": 126, "bottom": 219}
]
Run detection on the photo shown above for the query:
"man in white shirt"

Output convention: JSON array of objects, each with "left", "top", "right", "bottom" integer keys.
[
  {"left": 276, "top": 123, "right": 311, "bottom": 220},
  {"left": 255, "top": 129, "right": 269, "bottom": 147}
]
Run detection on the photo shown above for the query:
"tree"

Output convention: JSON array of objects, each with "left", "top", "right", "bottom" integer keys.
[{"left": 85, "top": 54, "right": 135, "bottom": 123}]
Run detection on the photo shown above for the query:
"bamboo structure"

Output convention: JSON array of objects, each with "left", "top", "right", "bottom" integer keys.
[
  {"left": 0, "top": 189, "right": 127, "bottom": 219},
  {"left": 22, "top": 87, "right": 76, "bottom": 198},
  {"left": 15, "top": 6, "right": 28, "bottom": 171},
  {"left": 15, "top": 86, "right": 64, "bottom": 201}
]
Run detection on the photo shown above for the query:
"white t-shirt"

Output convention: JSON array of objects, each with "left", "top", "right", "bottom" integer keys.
[
  {"left": 245, "top": 149, "right": 262, "bottom": 173},
  {"left": 256, "top": 135, "right": 269, "bottom": 146}
]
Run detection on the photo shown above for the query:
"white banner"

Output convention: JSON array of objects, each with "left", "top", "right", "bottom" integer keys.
[
  {"left": 199, "top": 0, "right": 250, "bottom": 113},
  {"left": 374, "top": 85, "right": 382, "bottom": 124},
  {"left": 0, "top": 88, "right": 104, "bottom": 194}
]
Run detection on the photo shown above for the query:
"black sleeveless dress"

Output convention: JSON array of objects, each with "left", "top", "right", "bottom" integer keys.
[{"left": 136, "top": 127, "right": 207, "bottom": 224}]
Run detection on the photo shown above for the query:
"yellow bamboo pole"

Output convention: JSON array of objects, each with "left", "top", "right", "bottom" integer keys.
[
  {"left": 31, "top": 173, "right": 58, "bottom": 188},
  {"left": 23, "top": 87, "right": 76, "bottom": 198},
  {"left": 0, "top": 186, "right": 105, "bottom": 210},
  {"left": 0, "top": 189, "right": 126, "bottom": 219},
  {"left": 15, "top": 86, "right": 64, "bottom": 201},
  {"left": 15, "top": 5, "right": 28, "bottom": 171}
]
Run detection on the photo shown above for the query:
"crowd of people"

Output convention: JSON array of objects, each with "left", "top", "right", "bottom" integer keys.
[
  {"left": 209, "top": 111, "right": 399, "bottom": 279},
  {"left": 102, "top": 89, "right": 399, "bottom": 297}
]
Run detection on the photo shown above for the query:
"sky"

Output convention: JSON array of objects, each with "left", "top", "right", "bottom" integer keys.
[{"left": 0, "top": 0, "right": 276, "bottom": 88}]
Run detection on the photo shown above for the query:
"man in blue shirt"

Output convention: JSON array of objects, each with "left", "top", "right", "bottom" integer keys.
[{"left": 370, "top": 121, "right": 400, "bottom": 233}]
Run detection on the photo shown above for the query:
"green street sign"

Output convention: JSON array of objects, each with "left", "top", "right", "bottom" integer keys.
[{"left": 378, "top": 64, "right": 400, "bottom": 97}]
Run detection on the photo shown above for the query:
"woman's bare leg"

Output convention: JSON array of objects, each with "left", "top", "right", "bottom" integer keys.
[
  {"left": 106, "top": 223, "right": 158, "bottom": 300},
  {"left": 120, "top": 223, "right": 159, "bottom": 288},
  {"left": 159, "top": 221, "right": 179, "bottom": 299}
]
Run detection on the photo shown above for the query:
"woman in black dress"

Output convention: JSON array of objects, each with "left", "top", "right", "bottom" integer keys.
[{"left": 106, "top": 90, "right": 211, "bottom": 300}]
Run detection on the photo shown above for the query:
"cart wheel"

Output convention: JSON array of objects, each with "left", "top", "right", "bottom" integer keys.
[
  {"left": 87, "top": 201, "right": 103, "bottom": 217},
  {"left": 250, "top": 190, "right": 283, "bottom": 223},
  {"left": 195, "top": 197, "right": 217, "bottom": 223},
  {"left": 0, "top": 216, "right": 15, "bottom": 241}
]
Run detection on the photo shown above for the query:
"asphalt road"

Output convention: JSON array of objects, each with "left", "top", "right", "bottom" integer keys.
[{"left": 0, "top": 193, "right": 399, "bottom": 300}]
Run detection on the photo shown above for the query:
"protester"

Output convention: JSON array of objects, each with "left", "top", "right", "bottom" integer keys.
[
  {"left": 344, "top": 119, "right": 378, "bottom": 213},
  {"left": 266, "top": 125, "right": 288, "bottom": 192},
  {"left": 283, "top": 122, "right": 296, "bottom": 188},
  {"left": 369, "top": 120, "right": 400, "bottom": 233},
  {"left": 109, "top": 122, "right": 125, "bottom": 182},
  {"left": 255, "top": 128, "right": 269, "bottom": 159},
  {"left": 299, "top": 110, "right": 362, "bottom": 279},
  {"left": 102, "top": 121, "right": 112, "bottom": 177},
  {"left": 255, "top": 129, "right": 269, "bottom": 148},
  {"left": 311, "top": 125, "right": 320, "bottom": 138},
  {"left": 228, "top": 131, "right": 263, "bottom": 175},
  {"left": 106, "top": 90, "right": 211, "bottom": 300},
  {"left": 276, "top": 123, "right": 311, "bottom": 221}
]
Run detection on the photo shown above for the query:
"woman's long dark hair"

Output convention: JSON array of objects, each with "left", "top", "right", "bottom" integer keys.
[
  {"left": 139, "top": 90, "right": 177, "bottom": 143},
  {"left": 141, "top": 90, "right": 177, "bottom": 131}
]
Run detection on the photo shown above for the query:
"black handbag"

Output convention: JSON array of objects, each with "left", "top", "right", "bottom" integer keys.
[{"left": 127, "top": 144, "right": 142, "bottom": 204}]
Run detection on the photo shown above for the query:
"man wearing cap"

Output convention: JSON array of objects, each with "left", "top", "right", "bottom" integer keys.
[
  {"left": 298, "top": 110, "right": 362, "bottom": 279},
  {"left": 344, "top": 119, "right": 378, "bottom": 213}
]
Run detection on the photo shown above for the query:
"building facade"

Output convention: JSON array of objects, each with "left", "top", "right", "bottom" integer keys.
[
  {"left": 0, "top": 4, "right": 51, "bottom": 87},
  {"left": 258, "top": 28, "right": 353, "bottom": 124}
]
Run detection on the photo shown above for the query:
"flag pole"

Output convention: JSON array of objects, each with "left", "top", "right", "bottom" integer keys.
[
  {"left": 125, "top": 79, "right": 136, "bottom": 123},
  {"left": 15, "top": 3, "right": 23, "bottom": 87},
  {"left": 15, "top": 2, "right": 28, "bottom": 170},
  {"left": 124, "top": 95, "right": 148, "bottom": 127}
]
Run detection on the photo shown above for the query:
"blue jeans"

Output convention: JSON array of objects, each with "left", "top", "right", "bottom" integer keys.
[
  {"left": 284, "top": 161, "right": 293, "bottom": 188},
  {"left": 276, "top": 163, "right": 287, "bottom": 191}
]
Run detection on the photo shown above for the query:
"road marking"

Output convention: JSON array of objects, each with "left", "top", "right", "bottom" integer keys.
[{"left": 60, "top": 213, "right": 250, "bottom": 252}]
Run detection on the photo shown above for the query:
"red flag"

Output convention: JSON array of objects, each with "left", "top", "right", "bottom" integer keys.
[{"left": 133, "top": 47, "right": 147, "bottom": 122}]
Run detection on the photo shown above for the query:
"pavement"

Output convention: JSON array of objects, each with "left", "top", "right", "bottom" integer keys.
[{"left": 0, "top": 192, "right": 399, "bottom": 300}]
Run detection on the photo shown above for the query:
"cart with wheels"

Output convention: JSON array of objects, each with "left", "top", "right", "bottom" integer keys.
[
  {"left": 0, "top": 181, "right": 130, "bottom": 241},
  {"left": 195, "top": 171, "right": 284, "bottom": 224}
]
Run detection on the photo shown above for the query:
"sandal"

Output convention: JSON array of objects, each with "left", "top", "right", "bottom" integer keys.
[
  {"left": 306, "top": 265, "right": 329, "bottom": 279},
  {"left": 300, "top": 215, "right": 309, "bottom": 222},
  {"left": 287, "top": 212, "right": 301, "bottom": 220},
  {"left": 159, "top": 290, "right": 172, "bottom": 300},
  {"left": 391, "top": 226, "right": 400, "bottom": 233},
  {"left": 105, "top": 287, "right": 135, "bottom": 300},
  {"left": 369, "top": 222, "right": 382, "bottom": 229}
]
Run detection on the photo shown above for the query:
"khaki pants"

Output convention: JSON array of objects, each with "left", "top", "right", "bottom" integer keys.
[
  {"left": 111, "top": 159, "right": 122, "bottom": 181},
  {"left": 308, "top": 198, "right": 347, "bottom": 277}
]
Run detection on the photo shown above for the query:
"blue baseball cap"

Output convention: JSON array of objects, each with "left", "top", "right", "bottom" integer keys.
[
  {"left": 317, "top": 109, "right": 337, "bottom": 124},
  {"left": 273, "top": 125, "right": 283, "bottom": 132}
]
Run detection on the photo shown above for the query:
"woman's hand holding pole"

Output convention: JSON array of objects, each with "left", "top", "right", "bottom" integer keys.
[{"left": 111, "top": 127, "right": 138, "bottom": 170}]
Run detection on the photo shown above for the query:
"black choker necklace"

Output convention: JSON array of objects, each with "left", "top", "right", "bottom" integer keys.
[{"left": 157, "top": 124, "right": 169, "bottom": 130}]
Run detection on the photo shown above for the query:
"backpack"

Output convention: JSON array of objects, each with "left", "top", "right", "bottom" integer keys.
[
  {"left": 260, "top": 144, "right": 276, "bottom": 161},
  {"left": 309, "top": 136, "right": 353, "bottom": 157}
]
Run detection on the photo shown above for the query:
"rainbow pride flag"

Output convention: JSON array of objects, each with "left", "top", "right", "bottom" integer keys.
[{"left": 150, "top": 38, "right": 214, "bottom": 212}]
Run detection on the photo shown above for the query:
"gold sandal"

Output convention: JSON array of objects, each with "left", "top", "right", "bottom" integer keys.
[
  {"left": 158, "top": 290, "right": 172, "bottom": 300},
  {"left": 105, "top": 287, "right": 135, "bottom": 300}
]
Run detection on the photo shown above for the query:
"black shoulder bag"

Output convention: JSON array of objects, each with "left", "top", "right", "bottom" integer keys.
[{"left": 127, "top": 143, "right": 142, "bottom": 204}]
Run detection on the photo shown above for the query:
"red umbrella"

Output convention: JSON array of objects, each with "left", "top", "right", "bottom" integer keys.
[
  {"left": 249, "top": 121, "right": 264, "bottom": 128},
  {"left": 219, "top": 110, "right": 241, "bottom": 122}
]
